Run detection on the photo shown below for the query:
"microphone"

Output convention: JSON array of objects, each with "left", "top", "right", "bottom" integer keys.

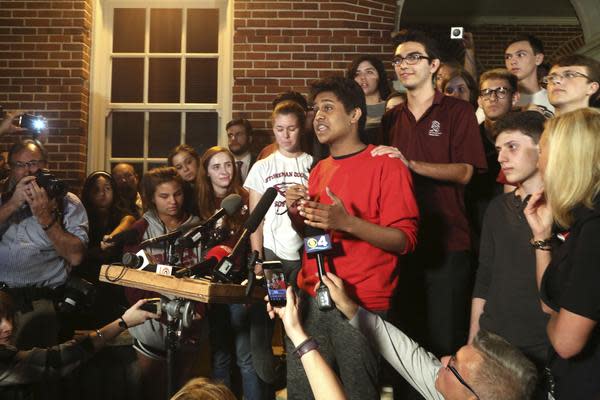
[
  {"left": 213, "top": 187, "right": 277, "bottom": 282},
  {"left": 122, "top": 249, "right": 175, "bottom": 275},
  {"left": 106, "top": 228, "right": 140, "bottom": 246},
  {"left": 304, "top": 226, "right": 334, "bottom": 311},
  {"left": 174, "top": 245, "right": 231, "bottom": 278},
  {"left": 177, "top": 194, "right": 243, "bottom": 248},
  {"left": 139, "top": 230, "right": 182, "bottom": 247}
]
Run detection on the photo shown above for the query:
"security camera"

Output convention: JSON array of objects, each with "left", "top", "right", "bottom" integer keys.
[{"left": 450, "top": 27, "right": 464, "bottom": 40}]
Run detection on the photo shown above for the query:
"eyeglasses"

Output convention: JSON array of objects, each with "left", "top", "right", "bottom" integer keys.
[
  {"left": 11, "top": 160, "right": 44, "bottom": 170},
  {"left": 447, "top": 355, "right": 480, "bottom": 399},
  {"left": 542, "top": 71, "right": 593, "bottom": 85},
  {"left": 479, "top": 87, "right": 512, "bottom": 100},
  {"left": 392, "top": 53, "right": 431, "bottom": 66}
]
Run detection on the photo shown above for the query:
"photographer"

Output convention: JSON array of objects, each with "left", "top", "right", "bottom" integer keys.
[
  {"left": 0, "top": 291, "right": 158, "bottom": 394},
  {"left": 0, "top": 139, "right": 88, "bottom": 349}
]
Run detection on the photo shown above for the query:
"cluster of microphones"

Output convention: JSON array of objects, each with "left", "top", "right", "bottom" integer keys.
[
  {"left": 109, "top": 187, "right": 277, "bottom": 284},
  {"left": 109, "top": 186, "right": 335, "bottom": 309}
]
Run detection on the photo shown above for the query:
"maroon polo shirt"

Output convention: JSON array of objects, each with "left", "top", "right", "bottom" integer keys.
[{"left": 381, "top": 91, "right": 486, "bottom": 252}]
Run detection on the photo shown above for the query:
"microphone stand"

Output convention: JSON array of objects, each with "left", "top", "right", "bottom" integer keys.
[{"left": 245, "top": 250, "right": 261, "bottom": 297}]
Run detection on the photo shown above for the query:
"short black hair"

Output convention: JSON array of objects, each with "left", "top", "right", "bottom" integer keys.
[
  {"left": 309, "top": 76, "right": 367, "bottom": 143},
  {"left": 346, "top": 55, "right": 391, "bottom": 101},
  {"left": 8, "top": 139, "right": 48, "bottom": 164},
  {"left": 506, "top": 34, "right": 544, "bottom": 55},
  {"left": 272, "top": 91, "right": 309, "bottom": 111},
  {"left": 392, "top": 29, "right": 442, "bottom": 63},
  {"left": 225, "top": 118, "right": 253, "bottom": 137},
  {"left": 494, "top": 111, "right": 546, "bottom": 144}
]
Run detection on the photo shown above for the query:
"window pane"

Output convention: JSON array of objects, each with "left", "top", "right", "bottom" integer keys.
[
  {"left": 149, "top": 58, "right": 180, "bottom": 103},
  {"left": 113, "top": 8, "right": 145, "bottom": 53},
  {"left": 187, "top": 9, "right": 219, "bottom": 53},
  {"left": 186, "top": 58, "right": 218, "bottom": 103},
  {"left": 149, "top": 112, "right": 181, "bottom": 158},
  {"left": 150, "top": 9, "right": 182, "bottom": 53},
  {"left": 112, "top": 112, "right": 144, "bottom": 158},
  {"left": 111, "top": 58, "right": 144, "bottom": 103},
  {"left": 186, "top": 112, "right": 218, "bottom": 155}
]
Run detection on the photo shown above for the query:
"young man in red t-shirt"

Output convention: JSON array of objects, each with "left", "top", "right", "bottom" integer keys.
[{"left": 285, "top": 76, "right": 419, "bottom": 400}]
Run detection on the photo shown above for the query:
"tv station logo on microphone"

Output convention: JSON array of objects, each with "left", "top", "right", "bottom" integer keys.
[{"left": 304, "top": 234, "right": 333, "bottom": 254}]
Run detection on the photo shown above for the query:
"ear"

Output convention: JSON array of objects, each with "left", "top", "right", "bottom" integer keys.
[
  {"left": 430, "top": 59, "right": 441, "bottom": 75},
  {"left": 587, "top": 81, "right": 599, "bottom": 97},
  {"left": 350, "top": 107, "right": 362, "bottom": 124},
  {"left": 535, "top": 52, "right": 544, "bottom": 66},
  {"left": 477, "top": 96, "right": 484, "bottom": 109}
]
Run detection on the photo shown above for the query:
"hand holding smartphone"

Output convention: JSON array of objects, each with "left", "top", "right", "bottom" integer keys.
[{"left": 263, "top": 261, "right": 287, "bottom": 307}]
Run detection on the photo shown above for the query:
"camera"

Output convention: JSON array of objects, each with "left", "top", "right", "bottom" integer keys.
[
  {"left": 58, "top": 276, "right": 96, "bottom": 313},
  {"left": 34, "top": 169, "right": 68, "bottom": 199},
  {"left": 450, "top": 27, "right": 464, "bottom": 40},
  {"left": 18, "top": 114, "right": 47, "bottom": 133}
]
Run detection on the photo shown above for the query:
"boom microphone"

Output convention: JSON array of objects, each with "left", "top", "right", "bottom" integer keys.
[
  {"left": 213, "top": 187, "right": 277, "bottom": 282},
  {"left": 139, "top": 230, "right": 182, "bottom": 247},
  {"left": 107, "top": 228, "right": 140, "bottom": 246},
  {"left": 177, "top": 194, "right": 243, "bottom": 248}
]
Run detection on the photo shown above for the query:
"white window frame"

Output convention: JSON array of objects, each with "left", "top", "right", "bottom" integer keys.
[{"left": 87, "top": 0, "right": 233, "bottom": 173}]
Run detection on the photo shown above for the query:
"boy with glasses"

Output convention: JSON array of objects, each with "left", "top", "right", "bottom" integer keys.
[
  {"left": 380, "top": 30, "right": 486, "bottom": 358},
  {"left": 545, "top": 54, "right": 600, "bottom": 115},
  {"left": 466, "top": 69, "right": 520, "bottom": 237}
]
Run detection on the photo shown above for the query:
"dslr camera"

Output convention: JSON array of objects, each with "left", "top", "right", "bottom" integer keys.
[{"left": 34, "top": 169, "right": 68, "bottom": 199}]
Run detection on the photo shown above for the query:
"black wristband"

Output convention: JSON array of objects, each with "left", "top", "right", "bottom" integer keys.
[
  {"left": 118, "top": 316, "right": 129, "bottom": 329},
  {"left": 293, "top": 337, "right": 319, "bottom": 359}
]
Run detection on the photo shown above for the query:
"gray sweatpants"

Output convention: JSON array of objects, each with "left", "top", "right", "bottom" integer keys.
[{"left": 285, "top": 291, "right": 379, "bottom": 400}]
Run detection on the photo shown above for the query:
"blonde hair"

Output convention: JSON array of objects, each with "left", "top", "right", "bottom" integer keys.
[
  {"left": 170, "top": 377, "right": 236, "bottom": 400},
  {"left": 544, "top": 107, "right": 600, "bottom": 228}
]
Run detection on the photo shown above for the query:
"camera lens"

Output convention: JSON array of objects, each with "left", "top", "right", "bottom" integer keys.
[{"left": 452, "top": 29, "right": 461, "bottom": 37}]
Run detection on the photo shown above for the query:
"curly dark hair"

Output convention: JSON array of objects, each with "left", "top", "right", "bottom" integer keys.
[{"left": 346, "top": 55, "right": 391, "bottom": 101}]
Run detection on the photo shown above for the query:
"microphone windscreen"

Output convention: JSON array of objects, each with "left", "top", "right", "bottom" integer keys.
[
  {"left": 221, "top": 193, "right": 243, "bottom": 216},
  {"left": 122, "top": 252, "right": 141, "bottom": 268},
  {"left": 304, "top": 225, "right": 325, "bottom": 237},
  {"left": 206, "top": 244, "right": 232, "bottom": 260},
  {"left": 243, "top": 187, "right": 277, "bottom": 233},
  {"left": 109, "top": 228, "right": 140, "bottom": 245}
]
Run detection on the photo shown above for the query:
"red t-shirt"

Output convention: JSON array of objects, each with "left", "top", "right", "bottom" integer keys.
[
  {"left": 381, "top": 91, "right": 487, "bottom": 252},
  {"left": 296, "top": 145, "right": 419, "bottom": 311}
]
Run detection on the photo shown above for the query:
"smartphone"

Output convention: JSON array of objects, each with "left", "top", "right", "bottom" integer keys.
[{"left": 263, "top": 261, "right": 287, "bottom": 307}]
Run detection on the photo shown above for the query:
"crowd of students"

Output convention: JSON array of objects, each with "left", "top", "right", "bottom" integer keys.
[{"left": 0, "top": 28, "right": 598, "bottom": 400}]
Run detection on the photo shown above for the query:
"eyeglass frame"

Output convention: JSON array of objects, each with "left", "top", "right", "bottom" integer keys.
[
  {"left": 10, "top": 159, "right": 46, "bottom": 170},
  {"left": 447, "top": 355, "right": 481, "bottom": 399},
  {"left": 542, "top": 70, "right": 594, "bottom": 85},
  {"left": 392, "top": 53, "right": 432, "bottom": 67},
  {"left": 479, "top": 86, "right": 513, "bottom": 100}
]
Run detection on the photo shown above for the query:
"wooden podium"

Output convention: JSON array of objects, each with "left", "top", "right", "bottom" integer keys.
[{"left": 99, "top": 264, "right": 266, "bottom": 304}]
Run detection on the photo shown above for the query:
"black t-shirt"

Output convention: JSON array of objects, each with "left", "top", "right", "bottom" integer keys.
[{"left": 541, "top": 198, "right": 600, "bottom": 399}]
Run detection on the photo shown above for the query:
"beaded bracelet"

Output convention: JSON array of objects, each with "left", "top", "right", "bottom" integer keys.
[
  {"left": 530, "top": 237, "right": 553, "bottom": 251},
  {"left": 95, "top": 329, "right": 104, "bottom": 340}
]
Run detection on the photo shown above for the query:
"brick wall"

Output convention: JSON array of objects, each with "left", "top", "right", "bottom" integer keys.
[
  {"left": 232, "top": 0, "right": 398, "bottom": 148},
  {"left": 0, "top": 0, "right": 92, "bottom": 189},
  {"left": 405, "top": 24, "right": 585, "bottom": 74}
]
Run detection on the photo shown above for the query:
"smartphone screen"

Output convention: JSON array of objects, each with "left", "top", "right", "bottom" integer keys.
[{"left": 263, "top": 261, "right": 287, "bottom": 307}]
